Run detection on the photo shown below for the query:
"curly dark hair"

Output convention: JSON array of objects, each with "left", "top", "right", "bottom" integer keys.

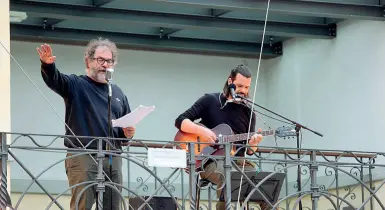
[
  {"left": 222, "top": 64, "right": 252, "bottom": 97},
  {"left": 84, "top": 37, "right": 119, "bottom": 65}
]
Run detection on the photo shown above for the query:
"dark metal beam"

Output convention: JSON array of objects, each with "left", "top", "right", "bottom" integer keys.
[
  {"left": 296, "top": 0, "right": 381, "bottom": 6},
  {"left": 210, "top": 9, "right": 231, "bottom": 17},
  {"left": 10, "top": 1, "right": 334, "bottom": 39},
  {"left": 151, "top": 0, "right": 385, "bottom": 20},
  {"left": 10, "top": 24, "right": 282, "bottom": 59},
  {"left": 46, "top": 19, "right": 66, "bottom": 28},
  {"left": 92, "top": 0, "right": 115, "bottom": 7}
]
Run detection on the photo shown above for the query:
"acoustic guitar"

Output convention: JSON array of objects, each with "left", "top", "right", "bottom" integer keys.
[{"left": 174, "top": 123, "right": 296, "bottom": 170}]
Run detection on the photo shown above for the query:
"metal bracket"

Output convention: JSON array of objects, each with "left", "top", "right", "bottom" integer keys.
[
  {"left": 271, "top": 42, "right": 283, "bottom": 55},
  {"left": 328, "top": 23, "right": 337, "bottom": 37}
]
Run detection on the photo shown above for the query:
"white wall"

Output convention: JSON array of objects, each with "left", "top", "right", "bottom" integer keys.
[
  {"left": 261, "top": 19, "right": 385, "bottom": 153},
  {"left": 9, "top": 40, "right": 265, "bottom": 192},
  {"left": 9, "top": 18, "right": 385, "bottom": 200},
  {"left": 258, "top": 20, "right": 385, "bottom": 192}
]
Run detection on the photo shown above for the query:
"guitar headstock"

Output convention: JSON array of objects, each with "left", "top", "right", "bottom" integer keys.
[{"left": 275, "top": 126, "right": 297, "bottom": 139}]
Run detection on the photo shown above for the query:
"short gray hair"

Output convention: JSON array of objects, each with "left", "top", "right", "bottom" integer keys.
[{"left": 84, "top": 37, "right": 119, "bottom": 65}]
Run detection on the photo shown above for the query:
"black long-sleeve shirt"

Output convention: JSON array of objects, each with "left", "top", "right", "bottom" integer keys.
[
  {"left": 41, "top": 62, "right": 131, "bottom": 150},
  {"left": 175, "top": 92, "right": 256, "bottom": 156}
]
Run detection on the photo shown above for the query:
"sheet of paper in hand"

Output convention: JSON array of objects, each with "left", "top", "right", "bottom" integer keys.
[{"left": 111, "top": 105, "right": 155, "bottom": 128}]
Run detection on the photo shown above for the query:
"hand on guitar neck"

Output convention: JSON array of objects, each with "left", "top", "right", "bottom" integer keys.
[{"left": 247, "top": 128, "right": 264, "bottom": 154}]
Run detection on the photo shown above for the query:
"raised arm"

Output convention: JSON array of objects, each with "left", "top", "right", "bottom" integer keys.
[{"left": 37, "top": 43, "right": 74, "bottom": 98}]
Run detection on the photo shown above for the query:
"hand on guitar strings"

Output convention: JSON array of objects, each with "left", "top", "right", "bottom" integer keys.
[{"left": 198, "top": 126, "right": 216, "bottom": 144}]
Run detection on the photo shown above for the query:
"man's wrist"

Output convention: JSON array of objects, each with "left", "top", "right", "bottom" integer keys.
[{"left": 247, "top": 146, "right": 257, "bottom": 155}]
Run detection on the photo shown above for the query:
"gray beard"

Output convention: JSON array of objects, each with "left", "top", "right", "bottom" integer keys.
[{"left": 90, "top": 69, "right": 106, "bottom": 83}]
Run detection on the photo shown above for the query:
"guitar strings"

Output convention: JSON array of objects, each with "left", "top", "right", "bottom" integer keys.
[{"left": 236, "top": 0, "right": 272, "bottom": 209}]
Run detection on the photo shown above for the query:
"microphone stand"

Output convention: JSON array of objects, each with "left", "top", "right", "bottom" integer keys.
[
  {"left": 237, "top": 95, "right": 323, "bottom": 210},
  {"left": 107, "top": 78, "right": 113, "bottom": 210}
]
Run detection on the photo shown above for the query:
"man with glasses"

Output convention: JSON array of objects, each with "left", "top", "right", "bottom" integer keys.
[{"left": 37, "top": 37, "right": 135, "bottom": 210}]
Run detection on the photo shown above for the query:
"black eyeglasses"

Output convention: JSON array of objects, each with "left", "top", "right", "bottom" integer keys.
[{"left": 93, "top": 57, "right": 114, "bottom": 66}]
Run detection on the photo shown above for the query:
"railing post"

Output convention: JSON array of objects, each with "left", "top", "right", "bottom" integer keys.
[
  {"left": 310, "top": 150, "right": 319, "bottom": 210},
  {"left": 369, "top": 157, "right": 374, "bottom": 210},
  {"left": 284, "top": 154, "right": 289, "bottom": 210},
  {"left": 224, "top": 143, "right": 232, "bottom": 210},
  {"left": 0, "top": 133, "right": 9, "bottom": 209},
  {"left": 180, "top": 168, "right": 185, "bottom": 210},
  {"left": 126, "top": 146, "right": 131, "bottom": 198},
  {"left": 360, "top": 157, "right": 365, "bottom": 210},
  {"left": 96, "top": 138, "right": 105, "bottom": 210},
  {"left": 335, "top": 156, "right": 340, "bottom": 210},
  {"left": 188, "top": 142, "right": 196, "bottom": 210}
]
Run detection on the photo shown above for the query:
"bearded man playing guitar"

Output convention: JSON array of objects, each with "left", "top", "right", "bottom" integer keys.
[{"left": 174, "top": 64, "right": 270, "bottom": 210}]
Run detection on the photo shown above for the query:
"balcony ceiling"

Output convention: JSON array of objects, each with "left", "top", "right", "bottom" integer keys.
[{"left": 9, "top": 0, "right": 385, "bottom": 58}]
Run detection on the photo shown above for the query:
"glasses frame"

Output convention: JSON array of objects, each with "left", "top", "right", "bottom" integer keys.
[{"left": 93, "top": 57, "right": 114, "bottom": 66}]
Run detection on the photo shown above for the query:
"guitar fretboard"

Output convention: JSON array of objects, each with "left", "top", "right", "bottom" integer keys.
[{"left": 222, "top": 130, "right": 274, "bottom": 143}]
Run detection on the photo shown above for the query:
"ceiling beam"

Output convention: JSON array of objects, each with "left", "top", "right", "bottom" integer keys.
[
  {"left": 10, "top": 1, "right": 334, "bottom": 39},
  {"left": 150, "top": 0, "right": 385, "bottom": 20},
  {"left": 92, "top": 0, "right": 115, "bottom": 7},
  {"left": 295, "top": 0, "right": 381, "bottom": 6},
  {"left": 10, "top": 24, "right": 282, "bottom": 59}
]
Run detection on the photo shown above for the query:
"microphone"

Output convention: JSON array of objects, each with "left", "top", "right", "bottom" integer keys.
[
  {"left": 228, "top": 83, "right": 241, "bottom": 102},
  {"left": 105, "top": 68, "right": 114, "bottom": 82},
  {"left": 106, "top": 68, "right": 114, "bottom": 97}
]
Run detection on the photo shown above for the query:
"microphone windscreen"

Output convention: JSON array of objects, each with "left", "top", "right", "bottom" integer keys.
[{"left": 106, "top": 68, "right": 114, "bottom": 81}]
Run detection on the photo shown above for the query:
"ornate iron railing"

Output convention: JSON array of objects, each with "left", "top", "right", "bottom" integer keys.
[{"left": 0, "top": 132, "right": 383, "bottom": 210}]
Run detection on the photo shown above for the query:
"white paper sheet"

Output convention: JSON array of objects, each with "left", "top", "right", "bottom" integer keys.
[
  {"left": 112, "top": 105, "right": 155, "bottom": 128},
  {"left": 147, "top": 148, "right": 187, "bottom": 168}
]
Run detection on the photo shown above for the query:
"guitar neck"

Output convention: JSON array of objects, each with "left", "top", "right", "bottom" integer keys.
[{"left": 222, "top": 130, "right": 274, "bottom": 143}]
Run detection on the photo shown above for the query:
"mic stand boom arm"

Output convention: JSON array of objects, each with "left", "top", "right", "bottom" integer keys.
[
  {"left": 238, "top": 95, "right": 323, "bottom": 137},
  {"left": 237, "top": 95, "right": 323, "bottom": 210}
]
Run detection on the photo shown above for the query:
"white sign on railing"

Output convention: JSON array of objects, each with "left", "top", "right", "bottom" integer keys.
[{"left": 147, "top": 148, "right": 187, "bottom": 168}]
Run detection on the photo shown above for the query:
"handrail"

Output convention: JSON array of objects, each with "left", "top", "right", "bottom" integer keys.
[
  {"left": 1, "top": 131, "right": 382, "bottom": 210},
  {"left": 126, "top": 142, "right": 377, "bottom": 159}
]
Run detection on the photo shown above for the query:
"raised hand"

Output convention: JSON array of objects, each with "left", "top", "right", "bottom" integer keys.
[{"left": 36, "top": 43, "right": 56, "bottom": 64}]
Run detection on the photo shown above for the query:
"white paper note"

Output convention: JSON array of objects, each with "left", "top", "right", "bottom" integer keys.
[
  {"left": 147, "top": 148, "right": 187, "bottom": 168},
  {"left": 112, "top": 105, "right": 155, "bottom": 128}
]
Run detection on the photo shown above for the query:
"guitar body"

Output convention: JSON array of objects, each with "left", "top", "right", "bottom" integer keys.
[
  {"left": 174, "top": 123, "right": 236, "bottom": 170},
  {"left": 174, "top": 123, "right": 295, "bottom": 170}
]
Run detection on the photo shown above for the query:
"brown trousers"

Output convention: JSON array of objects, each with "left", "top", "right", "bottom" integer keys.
[
  {"left": 200, "top": 159, "right": 271, "bottom": 210},
  {"left": 65, "top": 153, "right": 123, "bottom": 210}
]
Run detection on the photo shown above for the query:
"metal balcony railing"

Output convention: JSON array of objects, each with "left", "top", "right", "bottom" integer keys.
[{"left": 0, "top": 132, "right": 383, "bottom": 210}]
